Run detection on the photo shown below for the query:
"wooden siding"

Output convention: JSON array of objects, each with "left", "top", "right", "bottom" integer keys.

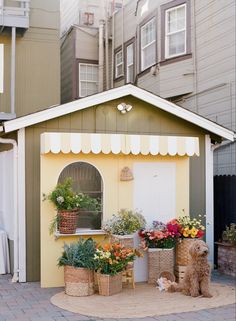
[
  {"left": 75, "top": 28, "right": 99, "bottom": 60},
  {"left": 61, "top": 29, "right": 75, "bottom": 104},
  {"left": 25, "top": 96, "right": 207, "bottom": 281},
  {"left": 112, "top": 0, "right": 235, "bottom": 175}
]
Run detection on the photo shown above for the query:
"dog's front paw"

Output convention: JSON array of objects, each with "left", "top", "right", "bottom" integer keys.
[{"left": 202, "top": 293, "right": 213, "bottom": 298}]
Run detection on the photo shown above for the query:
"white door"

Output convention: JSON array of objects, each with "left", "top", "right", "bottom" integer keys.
[{"left": 133, "top": 162, "right": 176, "bottom": 282}]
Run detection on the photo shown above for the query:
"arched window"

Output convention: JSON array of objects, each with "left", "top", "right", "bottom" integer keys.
[{"left": 58, "top": 162, "right": 103, "bottom": 230}]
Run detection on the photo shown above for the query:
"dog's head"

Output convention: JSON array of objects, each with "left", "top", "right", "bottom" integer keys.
[{"left": 189, "top": 240, "right": 209, "bottom": 259}]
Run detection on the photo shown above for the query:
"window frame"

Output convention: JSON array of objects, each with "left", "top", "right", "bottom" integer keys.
[
  {"left": 125, "top": 38, "right": 135, "bottom": 84},
  {"left": 140, "top": 16, "right": 157, "bottom": 72},
  {"left": 78, "top": 61, "right": 99, "bottom": 98},
  {"left": 165, "top": 3, "right": 187, "bottom": 59},
  {"left": 161, "top": 0, "right": 191, "bottom": 63},
  {"left": 115, "top": 49, "right": 124, "bottom": 79}
]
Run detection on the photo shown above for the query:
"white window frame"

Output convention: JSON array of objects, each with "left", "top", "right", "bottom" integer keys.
[
  {"left": 79, "top": 63, "right": 98, "bottom": 98},
  {"left": 115, "top": 50, "right": 123, "bottom": 78},
  {"left": 165, "top": 3, "right": 187, "bottom": 59},
  {"left": 0, "top": 44, "right": 3, "bottom": 93},
  {"left": 140, "top": 17, "right": 156, "bottom": 71},
  {"left": 126, "top": 43, "right": 134, "bottom": 83}
]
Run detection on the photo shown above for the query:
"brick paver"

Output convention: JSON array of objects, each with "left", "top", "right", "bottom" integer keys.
[{"left": 0, "top": 272, "right": 235, "bottom": 321}]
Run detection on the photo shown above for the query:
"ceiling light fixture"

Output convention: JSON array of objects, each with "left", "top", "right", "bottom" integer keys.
[{"left": 117, "top": 103, "right": 133, "bottom": 114}]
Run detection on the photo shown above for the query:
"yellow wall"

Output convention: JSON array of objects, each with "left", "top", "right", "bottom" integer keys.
[{"left": 41, "top": 152, "right": 189, "bottom": 287}]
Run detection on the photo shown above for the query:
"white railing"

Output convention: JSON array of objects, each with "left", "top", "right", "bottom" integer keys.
[{"left": 0, "top": 0, "right": 30, "bottom": 28}]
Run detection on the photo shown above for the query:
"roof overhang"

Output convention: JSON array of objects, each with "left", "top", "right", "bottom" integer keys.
[
  {"left": 3, "top": 85, "right": 235, "bottom": 141},
  {"left": 41, "top": 132, "right": 200, "bottom": 157}
]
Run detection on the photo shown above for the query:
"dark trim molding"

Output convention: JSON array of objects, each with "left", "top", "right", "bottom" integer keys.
[
  {"left": 114, "top": 45, "right": 124, "bottom": 81},
  {"left": 124, "top": 37, "right": 135, "bottom": 84},
  {"left": 160, "top": 0, "right": 191, "bottom": 61},
  {"left": 160, "top": 53, "right": 192, "bottom": 66},
  {"left": 76, "top": 59, "right": 99, "bottom": 99},
  {"left": 139, "top": 13, "right": 157, "bottom": 73}
]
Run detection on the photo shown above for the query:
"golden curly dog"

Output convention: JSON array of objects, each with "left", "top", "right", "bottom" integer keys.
[{"left": 169, "top": 240, "right": 212, "bottom": 297}]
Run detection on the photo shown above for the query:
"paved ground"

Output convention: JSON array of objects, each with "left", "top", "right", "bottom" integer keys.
[{"left": 0, "top": 271, "right": 235, "bottom": 321}]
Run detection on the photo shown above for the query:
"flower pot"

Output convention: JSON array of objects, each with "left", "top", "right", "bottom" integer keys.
[
  {"left": 148, "top": 248, "right": 174, "bottom": 284},
  {"left": 111, "top": 234, "right": 134, "bottom": 248},
  {"left": 58, "top": 209, "right": 78, "bottom": 234},
  {"left": 97, "top": 272, "right": 122, "bottom": 296},
  {"left": 215, "top": 242, "right": 236, "bottom": 277},
  {"left": 64, "top": 266, "right": 94, "bottom": 296},
  {"left": 176, "top": 238, "right": 197, "bottom": 266}
]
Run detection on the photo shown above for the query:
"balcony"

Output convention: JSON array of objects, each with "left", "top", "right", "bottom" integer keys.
[{"left": 0, "top": 0, "right": 29, "bottom": 29}]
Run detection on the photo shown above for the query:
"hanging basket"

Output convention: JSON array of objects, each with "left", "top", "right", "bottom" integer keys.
[
  {"left": 58, "top": 209, "right": 78, "bottom": 234},
  {"left": 97, "top": 272, "right": 123, "bottom": 296},
  {"left": 176, "top": 238, "right": 197, "bottom": 266},
  {"left": 64, "top": 266, "right": 94, "bottom": 296},
  {"left": 148, "top": 248, "right": 174, "bottom": 284}
]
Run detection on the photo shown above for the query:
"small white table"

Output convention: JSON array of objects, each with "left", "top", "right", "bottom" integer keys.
[{"left": 0, "top": 229, "right": 10, "bottom": 274}]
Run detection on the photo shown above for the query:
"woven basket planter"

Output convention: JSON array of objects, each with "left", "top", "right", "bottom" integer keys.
[
  {"left": 176, "top": 238, "right": 197, "bottom": 266},
  {"left": 97, "top": 272, "right": 122, "bottom": 296},
  {"left": 111, "top": 234, "right": 134, "bottom": 248},
  {"left": 64, "top": 266, "right": 94, "bottom": 296},
  {"left": 148, "top": 248, "right": 174, "bottom": 284},
  {"left": 58, "top": 209, "right": 78, "bottom": 234}
]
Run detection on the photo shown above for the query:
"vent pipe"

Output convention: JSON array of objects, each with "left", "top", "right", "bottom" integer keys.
[{"left": 98, "top": 20, "right": 104, "bottom": 92}]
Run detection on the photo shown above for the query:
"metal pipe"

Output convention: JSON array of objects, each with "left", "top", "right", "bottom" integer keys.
[
  {"left": 105, "top": 0, "right": 109, "bottom": 90},
  {"left": 0, "top": 137, "right": 19, "bottom": 282},
  {"left": 111, "top": 1, "right": 115, "bottom": 88},
  {"left": 11, "top": 27, "right": 16, "bottom": 115},
  {"left": 98, "top": 20, "right": 104, "bottom": 92}
]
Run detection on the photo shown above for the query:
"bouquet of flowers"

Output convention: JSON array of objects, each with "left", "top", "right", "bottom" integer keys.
[
  {"left": 176, "top": 215, "right": 205, "bottom": 238},
  {"left": 139, "top": 220, "right": 180, "bottom": 249},
  {"left": 94, "top": 243, "right": 140, "bottom": 275}
]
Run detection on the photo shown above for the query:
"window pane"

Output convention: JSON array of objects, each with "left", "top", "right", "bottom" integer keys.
[
  {"left": 168, "top": 30, "right": 185, "bottom": 56},
  {"left": 127, "top": 44, "right": 133, "bottom": 65},
  {"left": 115, "top": 50, "right": 123, "bottom": 77},
  {"left": 127, "top": 65, "right": 134, "bottom": 83},
  {"left": 142, "top": 41, "right": 155, "bottom": 70},
  {"left": 141, "top": 18, "right": 155, "bottom": 47},
  {"left": 79, "top": 64, "right": 98, "bottom": 97},
  {"left": 58, "top": 162, "right": 103, "bottom": 230}
]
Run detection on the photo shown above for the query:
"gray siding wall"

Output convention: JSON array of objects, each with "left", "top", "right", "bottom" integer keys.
[
  {"left": 61, "top": 29, "right": 75, "bottom": 104},
  {"left": 112, "top": 0, "right": 235, "bottom": 175}
]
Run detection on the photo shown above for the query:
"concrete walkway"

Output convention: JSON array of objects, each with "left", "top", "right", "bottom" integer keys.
[{"left": 0, "top": 272, "right": 235, "bottom": 321}]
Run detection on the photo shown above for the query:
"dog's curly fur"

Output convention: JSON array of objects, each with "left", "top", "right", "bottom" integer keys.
[{"left": 169, "top": 240, "right": 212, "bottom": 297}]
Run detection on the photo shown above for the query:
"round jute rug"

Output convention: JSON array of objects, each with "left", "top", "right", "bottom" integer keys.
[{"left": 51, "top": 283, "right": 235, "bottom": 318}]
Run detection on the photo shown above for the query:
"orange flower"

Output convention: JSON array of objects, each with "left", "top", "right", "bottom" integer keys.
[
  {"left": 113, "top": 243, "right": 121, "bottom": 250},
  {"left": 114, "top": 251, "right": 120, "bottom": 257},
  {"left": 103, "top": 244, "right": 111, "bottom": 251}
]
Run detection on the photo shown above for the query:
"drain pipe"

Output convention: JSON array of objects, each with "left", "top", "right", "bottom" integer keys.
[
  {"left": 0, "top": 137, "right": 19, "bottom": 282},
  {"left": 98, "top": 20, "right": 105, "bottom": 92}
]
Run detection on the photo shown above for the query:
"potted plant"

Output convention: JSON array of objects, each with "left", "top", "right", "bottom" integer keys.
[
  {"left": 94, "top": 242, "right": 140, "bottom": 296},
  {"left": 58, "top": 238, "right": 96, "bottom": 296},
  {"left": 44, "top": 178, "right": 101, "bottom": 234},
  {"left": 139, "top": 220, "right": 179, "bottom": 284},
  {"left": 215, "top": 223, "right": 236, "bottom": 277},
  {"left": 175, "top": 214, "right": 205, "bottom": 266},
  {"left": 102, "top": 209, "right": 146, "bottom": 248}
]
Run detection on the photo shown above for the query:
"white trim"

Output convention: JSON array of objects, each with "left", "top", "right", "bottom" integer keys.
[
  {"left": 3, "top": 84, "right": 235, "bottom": 141},
  {"left": 0, "top": 44, "right": 4, "bottom": 93},
  {"left": 18, "top": 128, "right": 26, "bottom": 282},
  {"left": 205, "top": 134, "right": 214, "bottom": 266}
]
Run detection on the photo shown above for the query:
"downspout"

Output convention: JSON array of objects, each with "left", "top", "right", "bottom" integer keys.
[
  {"left": 105, "top": 0, "right": 109, "bottom": 90},
  {"left": 0, "top": 137, "right": 18, "bottom": 282},
  {"left": 98, "top": 20, "right": 104, "bottom": 92},
  {"left": 11, "top": 27, "right": 16, "bottom": 115},
  {"left": 111, "top": 1, "right": 115, "bottom": 88}
]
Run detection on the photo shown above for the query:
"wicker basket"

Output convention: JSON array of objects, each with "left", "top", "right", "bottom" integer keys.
[
  {"left": 111, "top": 234, "right": 134, "bottom": 248},
  {"left": 64, "top": 266, "right": 94, "bottom": 296},
  {"left": 58, "top": 209, "right": 78, "bottom": 234},
  {"left": 176, "top": 238, "right": 197, "bottom": 266},
  {"left": 148, "top": 248, "right": 174, "bottom": 284},
  {"left": 158, "top": 271, "right": 176, "bottom": 282},
  {"left": 97, "top": 272, "right": 122, "bottom": 296}
]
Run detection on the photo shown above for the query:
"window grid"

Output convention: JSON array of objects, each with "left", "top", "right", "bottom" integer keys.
[
  {"left": 115, "top": 50, "right": 123, "bottom": 78},
  {"left": 79, "top": 63, "right": 98, "bottom": 97},
  {"left": 165, "top": 3, "right": 186, "bottom": 59},
  {"left": 141, "top": 17, "right": 156, "bottom": 71},
  {"left": 126, "top": 43, "right": 134, "bottom": 83}
]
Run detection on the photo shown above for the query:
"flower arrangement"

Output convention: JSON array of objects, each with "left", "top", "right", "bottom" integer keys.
[
  {"left": 102, "top": 209, "right": 146, "bottom": 235},
  {"left": 94, "top": 243, "right": 140, "bottom": 275},
  {"left": 222, "top": 223, "right": 236, "bottom": 244},
  {"left": 139, "top": 220, "right": 180, "bottom": 249},
  {"left": 176, "top": 215, "right": 205, "bottom": 239}
]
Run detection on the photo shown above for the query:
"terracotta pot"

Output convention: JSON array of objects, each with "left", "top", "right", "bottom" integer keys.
[
  {"left": 58, "top": 209, "right": 78, "bottom": 234},
  {"left": 64, "top": 266, "right": 94, "bottom": 296},
  {"left": 97, "top": 272, "right": 122, "bottom": 296}
]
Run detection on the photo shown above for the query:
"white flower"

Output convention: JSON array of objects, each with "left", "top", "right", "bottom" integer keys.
[{"left": 57, "top": 196, "right": 64, "bottom": 204}]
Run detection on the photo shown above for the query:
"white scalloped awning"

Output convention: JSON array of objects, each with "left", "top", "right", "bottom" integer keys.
[{"left": 40, "top": 133, "right": 199, "bottom": 156}]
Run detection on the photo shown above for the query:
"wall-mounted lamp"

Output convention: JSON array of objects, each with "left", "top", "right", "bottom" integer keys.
[{"left": 117, "top": 103, "right": 133, "bottom": 114}]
